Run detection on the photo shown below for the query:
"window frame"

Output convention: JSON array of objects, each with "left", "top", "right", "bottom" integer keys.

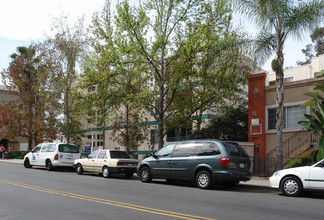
[{"left": 266, "top": 101, "right": 309, "bottom": 133}]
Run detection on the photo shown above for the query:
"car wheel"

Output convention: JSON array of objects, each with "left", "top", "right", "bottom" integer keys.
[
  {"left": 281, "top": 176, "right": 303, "bottom": 197},
  {"left": 196, "top": 170, "right": 211, "bottom": 189},
  {"left": 139, "top": 167, "right": 152, "bottom": 183},
  {"left": 76, "top": 164, "right": 83, "bottom": 175},
  {"left": 46, "top": 160, "right": 53, "bottom": 171},
  {"left": 24, "top": 158, "right": 32, "bottom": 168},
  {"left": 102, "top": 166, "right": 111, "bottom": 178},
  {"left": 125, "top": 172, "right": 134, "bottom": 178}
]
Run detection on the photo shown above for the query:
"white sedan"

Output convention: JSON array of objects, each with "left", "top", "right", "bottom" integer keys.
[
  {"left": 74, "top": 150, "right": 138, "bottom": 178},
  {"left": 269, "top": 159, "right": 324, "bottom": 196}
]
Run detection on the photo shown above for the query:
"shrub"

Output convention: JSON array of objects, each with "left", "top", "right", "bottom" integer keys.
[
  {"left": 5, "top": 150, "right": 28, "bottom": 159},
  {"left": 284, "top": 149, "right": 318, "bottom": 169}
]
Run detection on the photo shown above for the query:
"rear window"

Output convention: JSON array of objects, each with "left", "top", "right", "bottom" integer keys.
[
  {"left": 58, "top": 144, "right": 79, "bottom": 153},
  {"left": 110, "top": 151, "right": 130, "bottom": 159},
  {"left": 223, "top": 142, "right": 249, "bottom": 157}
]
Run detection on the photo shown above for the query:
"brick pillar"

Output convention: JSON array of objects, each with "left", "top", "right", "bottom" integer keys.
[{"left": 248, "top": 73, "right": 266, "bottom": 174}]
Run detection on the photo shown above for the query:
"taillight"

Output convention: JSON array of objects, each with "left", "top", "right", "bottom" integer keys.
[
  {"left": 54, "top": 154, "right": 59, "bottom": 160},
  {"left": 220, "top": 157, "right": 230, "bottom": 167},
  {"left": 117, "top": 162, "right": 125, "bottom": 166}
]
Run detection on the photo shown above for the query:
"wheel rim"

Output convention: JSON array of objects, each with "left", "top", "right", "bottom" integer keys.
[
  {"left": 284, "top": 179, "right": 298, "bottom": 195},
  {"left": 77, "top": 165, "right": 82, "bottom": 173},
  {"left": 141, "top": 169, "right": 148, "bottom": 181},
  {"left": 103, "top": 168, "right": 109, "bottom": 177},
  {"left": 46, "top": 161, "right": 51, "bottom": 170},
  {"left": 198, "top": 173, "right": 209, "bottom": 187}
]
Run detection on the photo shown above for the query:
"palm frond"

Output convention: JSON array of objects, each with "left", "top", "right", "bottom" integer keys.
[{"left": 253, "top": 31, "right": 277, "bottom": 66}]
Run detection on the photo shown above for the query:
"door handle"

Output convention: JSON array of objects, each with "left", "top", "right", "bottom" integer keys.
[
  {"left": 171, "top": 161, "right": 176, "bottom": 165},
  {"left": 166, "top": 161, "right": 171, "bottom": 164}
]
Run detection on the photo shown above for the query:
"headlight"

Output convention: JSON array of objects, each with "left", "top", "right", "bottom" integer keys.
[{"left": 272, "top": 171, "right": 282, "bottom": 176}]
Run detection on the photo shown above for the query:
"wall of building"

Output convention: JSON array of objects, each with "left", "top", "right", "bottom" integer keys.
[
  {"left": 267, "top": 54, "right": 324, "bottom": 85},
  {"left": 264, "top": 77, "right": 324, "bottom": 154}
]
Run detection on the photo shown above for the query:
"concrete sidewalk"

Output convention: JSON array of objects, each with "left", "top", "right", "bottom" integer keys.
[{"left": 0, "top": 159, "right": 271, "bottom": 188}]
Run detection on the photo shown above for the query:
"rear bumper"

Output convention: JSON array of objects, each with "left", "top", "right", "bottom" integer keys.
[
  {"left": 52, "top": 160, "right": 74, "bottom": 167},
  {"left": 212, "top": 170, "right": 252, "bottom": 183},
  {"left": 109, "top": 167, "right": 136, "bottom": 174}
]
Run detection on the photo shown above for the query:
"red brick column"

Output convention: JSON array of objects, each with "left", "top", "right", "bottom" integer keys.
[{"left": 248, "top": 73, "right": 267, "bottom": 174}]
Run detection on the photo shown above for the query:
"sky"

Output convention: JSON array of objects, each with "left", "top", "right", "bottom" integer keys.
[{"left": 0, "top": 0, "right": 317, "bottom": 83}]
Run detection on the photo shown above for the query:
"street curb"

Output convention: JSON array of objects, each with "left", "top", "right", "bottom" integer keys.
[
  {"left": 0, "top": 159, "right": 24, "bottom": 165},
  {"left": 0, "top": 159, "right": 272, "bottom": 189}
]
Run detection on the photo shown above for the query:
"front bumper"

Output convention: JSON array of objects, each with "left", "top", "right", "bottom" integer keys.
[{"left": 269, "top": 175, "right": 281, "bottom": 188}]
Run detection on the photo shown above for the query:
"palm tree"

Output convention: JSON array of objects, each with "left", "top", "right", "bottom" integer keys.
[{"left": 233, "top": 0, "right": 324, "bottom": 169}]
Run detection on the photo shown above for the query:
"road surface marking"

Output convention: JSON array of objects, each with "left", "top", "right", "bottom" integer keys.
[{"left": 0, "top": 178, "right": 216, "bottom": 220}]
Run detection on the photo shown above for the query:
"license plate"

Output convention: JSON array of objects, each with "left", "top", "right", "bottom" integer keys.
[
  {"left": 127, "top": 164, "right": 134, "bottom": 167},
  {"left": 239, "top": 163, "right": 245, "bottom": 168}
]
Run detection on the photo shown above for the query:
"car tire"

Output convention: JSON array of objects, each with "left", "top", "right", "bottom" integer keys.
[
  {"left": 24, "top": 158, "right": 32, "bottom": 168},
  {"left": 139, "top": 167, "right": 152, "bottom": 183},
  {"left": 102, "top": 166, "right": 111, "bottom": 178},
  {"left": 76, "top": 164, "right": 83, "bottom": 175},
  {"left": 46, "top": 159, "right": 53, "bottom": 171},
  {"left": 125, "top": 172, "right": 134, "bottom": 178},
  {"left": 281, "top": 176, "right": 303, "bottom": 197},
  {"left": 196, "top": 170, "right": 212, "bottom": 189}
]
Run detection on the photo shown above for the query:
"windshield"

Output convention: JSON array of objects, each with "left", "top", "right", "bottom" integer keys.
[
  {"left": 59, "top": 144, "right": 79, "bottom": 153},
  {"left": 110, "top": 151, "right": 130, "bottom": 159}
]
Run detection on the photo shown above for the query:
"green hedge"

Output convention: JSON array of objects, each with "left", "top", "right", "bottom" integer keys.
[
  {"left": 5, "top": 151, "right": 28, "bottom": 159},
  {"left": 284, "top": 149, "right": 318, "bottom": 169}
]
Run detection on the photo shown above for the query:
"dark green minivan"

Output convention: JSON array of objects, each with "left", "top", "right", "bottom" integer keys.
[{"left": 136, "top": 140, "right": 251, "bottom": 189}]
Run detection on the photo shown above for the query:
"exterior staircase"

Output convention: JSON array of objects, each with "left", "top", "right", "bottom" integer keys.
[{"left": 264, "top": 128, "right": 320, "bottom": 176}]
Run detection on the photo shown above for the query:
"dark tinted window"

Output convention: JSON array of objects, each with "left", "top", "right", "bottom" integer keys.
[
  {"left": 195, "top": 142, "right": 221, "bottom": 156},
  {"left": 156, "top": 145, "right": 175, "bottom": 158},
  {"left": 97, "top": 151, "right": 107, "bottom": 159},
  {"left": 223, "top": 142, "right": 249, "bottom": 157},
  {"left": 172, "top": 143, "right": 195, "bottom": 157},
  {"left": 110, "top": 151, "right": 130, "bottom": 159},
  {"left": 59, "top": 144, "right": 79, "bottom": 153}
]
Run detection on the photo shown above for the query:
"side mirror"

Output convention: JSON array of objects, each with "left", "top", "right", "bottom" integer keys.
[{"left": 152, "top": 152, "right": 158, "bottom": 159}]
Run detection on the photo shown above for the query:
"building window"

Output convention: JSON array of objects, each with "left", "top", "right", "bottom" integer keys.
[
  {"left": 150, "top": 129, "right": 158, "bottom": 145},
  {"left": 283, "top": 77, "right": 293, "bottom": 83},
  {"left": 97, "top": 134, "right": 104, "bottom": 140},
  {"left": 268, "top": 105, "right": 306, "bottom": 130}
]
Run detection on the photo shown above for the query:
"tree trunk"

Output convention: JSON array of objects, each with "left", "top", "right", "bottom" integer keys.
[
  {"left": 65, "top": 90, "right": 70, "bottom": 143},
  {"left": 275, "top": 43, "right": 285, "bottom": 170},
  {"left": 126, "top": 104, "right": 129, "bottom": 152}
]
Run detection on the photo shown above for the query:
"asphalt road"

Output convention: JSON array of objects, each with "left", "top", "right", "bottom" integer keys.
[{"left": 1, "top": 163, "right": 324, "bottom": 220}]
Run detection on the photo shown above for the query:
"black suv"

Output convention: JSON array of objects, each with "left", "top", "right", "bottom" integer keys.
[{"left": 137, "top": 140, "right": 251, "bottom": 189}]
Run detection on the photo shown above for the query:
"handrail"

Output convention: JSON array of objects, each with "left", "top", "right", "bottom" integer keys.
[{"left": 264, "top": 128, "right": 319, "bottom": 175}]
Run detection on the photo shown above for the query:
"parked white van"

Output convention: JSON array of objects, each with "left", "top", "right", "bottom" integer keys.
[{"left": 23, "top": 142, "right": 80, "bottom": 170}]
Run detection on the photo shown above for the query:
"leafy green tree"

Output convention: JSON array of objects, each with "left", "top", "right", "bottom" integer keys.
[
  {"left": 233, "top": 0, "right": 324, "bottom": 169},
  {"left": 83, "top": 0, "right": 249, "bottom": 149},
  {"left": 190, "top": 103, "right": 248, "bottom": 141},
  {"left": 297, "top": 27, "right": 324, "bottom": 65},
  {"left": 298, "top": 70, "right": 324, "bottom": 161},
  {"left": 0, "top": 44, "right": 62, "bottom": 150}
]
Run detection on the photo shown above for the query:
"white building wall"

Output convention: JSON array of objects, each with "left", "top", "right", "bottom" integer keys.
[{"left": 267, "top": 54, "right": 324, "bottom": 85}]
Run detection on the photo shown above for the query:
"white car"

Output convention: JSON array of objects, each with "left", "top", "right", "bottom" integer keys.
[
  {"left": 24, "top": 142, "right": 80, "bottom": 170},
  {"left": 73, "top": 150, "right": 138, "bottom": 178},
  {"left": 269, "top": 159, "right": 324, "bottom": 196}
]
